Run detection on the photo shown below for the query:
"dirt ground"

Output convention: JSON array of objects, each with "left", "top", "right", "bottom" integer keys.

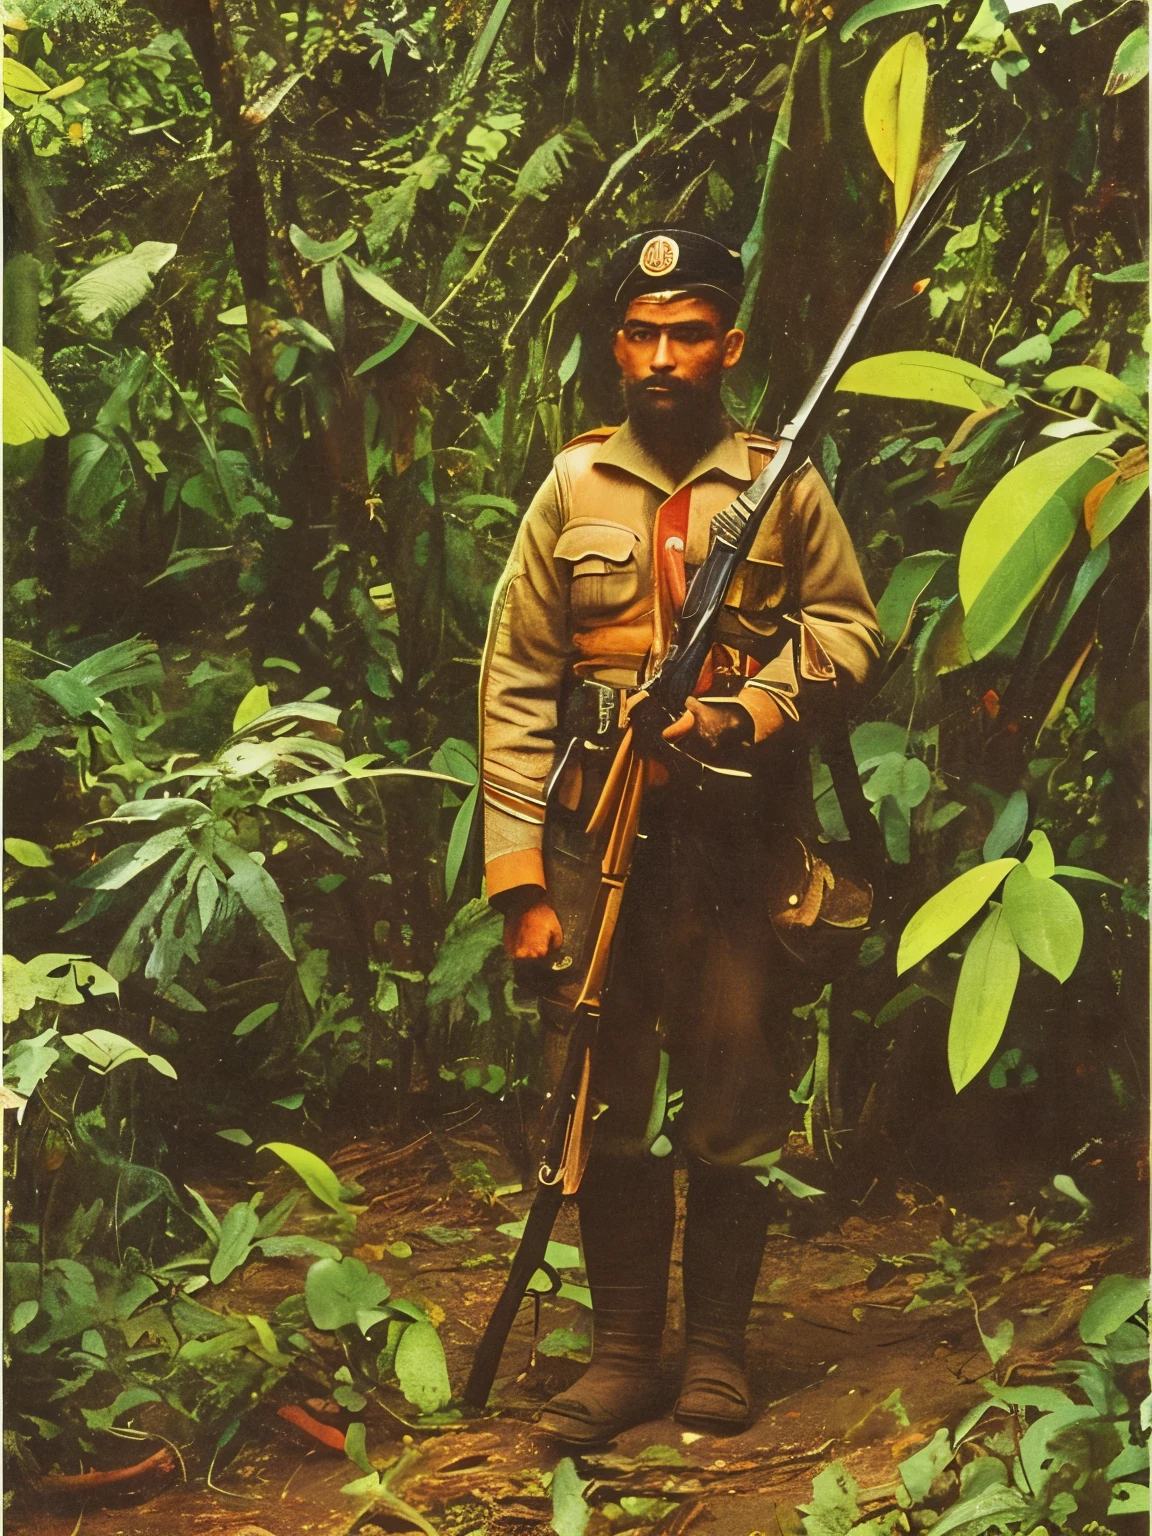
[{"left": 8, "top": 1110, "right": 1146, "bottom": 1536}]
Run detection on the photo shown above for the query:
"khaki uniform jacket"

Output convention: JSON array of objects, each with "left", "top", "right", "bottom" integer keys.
[{"left": 480, "top": 418, "right": 882, "bottom": 898}]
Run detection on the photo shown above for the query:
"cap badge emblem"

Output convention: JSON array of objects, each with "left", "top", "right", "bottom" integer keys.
[{"left": 639, "top": 235, "right": 678, "bottom": 277}]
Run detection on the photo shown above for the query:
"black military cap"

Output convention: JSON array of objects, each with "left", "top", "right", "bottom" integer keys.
[{"left": 609, "top": 226, "right": 744, "bottom": 309}]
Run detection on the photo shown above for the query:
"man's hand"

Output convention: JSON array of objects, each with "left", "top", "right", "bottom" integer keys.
[
  {"left": 503, "top": 898, "right": 564, "bottom": 961},
  {"left": 662, "top": 696, "right": 754, "bottom": 754}
]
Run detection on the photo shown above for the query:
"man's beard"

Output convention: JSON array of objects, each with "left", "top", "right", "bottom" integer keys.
[{"left": 624, "top": 377, "right": 727, "bottom": 466}]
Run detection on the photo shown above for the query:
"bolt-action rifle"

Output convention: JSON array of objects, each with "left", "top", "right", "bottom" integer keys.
[{"left": 463, "top": 139, "right": 965, "bottom": 1410}]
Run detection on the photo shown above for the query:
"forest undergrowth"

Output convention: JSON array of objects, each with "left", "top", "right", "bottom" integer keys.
[{"left": 2, "top": 0, "right": 1148, "bottom": 1522}]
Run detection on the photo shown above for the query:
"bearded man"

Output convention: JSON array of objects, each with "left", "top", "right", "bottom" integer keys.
[{"left": 479, "top": 228, "right": 882, "bottom": 1443}]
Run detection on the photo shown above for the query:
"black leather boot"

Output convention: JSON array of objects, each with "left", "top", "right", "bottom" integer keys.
[
  {"left": 675, "top": 1159, "right": 773, "bottom": 1433},
  {"left": 538, "top": 1154, "right": 675, "bottom": 1445}
]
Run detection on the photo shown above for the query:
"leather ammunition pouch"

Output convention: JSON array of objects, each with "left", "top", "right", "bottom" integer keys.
[{"left": 766, "top": 834, "right": 874, "bottom": 969}]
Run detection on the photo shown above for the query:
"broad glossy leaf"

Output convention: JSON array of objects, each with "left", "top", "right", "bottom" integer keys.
[
  {"left": 1090, "top": 470, "right": 1147, "bottom": 548},
  {"left": 1023, "top": 829, "right": 1055, "bottom": 877},
  {"left": 551, "top": 1456, "right": 592, "bottom": 1536},
  {"left": 288, "top": 224, "right": 357, "bottom": 263},
  {"left": 850, "top": 720, "right": 909, "bottom": 769},
  {"left": 875, "top": 550, "right": 953, "bottom": 646},
  {"left": 304, "top": 1255, "right": 389, "bottom": 1331},
  {"left": 1041, "top": 366, "right": 1147, "bottom": 429},
  {"left": 342, "top": 256, "right": 451, "bottom": 344},
  {"left": 1104, "top": 26, "right": 1148, "bottom": 96},
  {"left": 234, "top": 1001, "right": 278, "bottom": 1037},
  {"left": 3, "top": 348, "right": 69, "bottom": 445},
  {"left": 862, "top": 752, "right": 931, "bottom": 813},
  {"left": 232, "top": 685, "right": 271, "bottom": 733},
  {"left": 3, "top": 58, "right": 49, "bottom": 93},
  {"left": 394, "top": 1320, "right": 451, "bottom": 1412},
  {"left": 259, "top": 1141, "right": 350, "bottom": 1215},
  {"left": 841, "top": 0, "right": 941, "bottom": 39},
  {"left": 983, "top": 788, "right": 1028, "bottom": 861},
  {"left": 1094, "top": 260, "right": 1149, "bottom": 284},
  {"left": 958, "top": 433, "right": 1119, "bottom": 612},
  {"left": 897, "top": 858, "right": 1018, "bottom": 974},
  {"left": 899, "top": 1427, "right": 952, "bottom": 1503},
  {"left": 1002, "top": 864, "right": 1082, "bottom": 982},
  {"left": 215, "top": 840, "right": 293, "bottom": 957},
  {"left": 863, "top": 34, "right": 927, "bottom": 223},
  {"left": 61, "top": 243, "right": 177, "bottom": 331},
  {"left": 962, "top": 456, "right": 1111, "bottom": 659},
  {"left": 947, "top": 904, "right": 1020, "bottom": 1092},
  {"left": 1079, "top": 1273, "right": 1148, "bottom": 1344},
  {"left": 209, "top": 1202, "right": 258, "bottom": 1284},
  {"left": 4, "top": 837, "right": 53, "bottom": 866},
  {"left": 836, "top": 351, "right": 1007, "bottom": 411}
]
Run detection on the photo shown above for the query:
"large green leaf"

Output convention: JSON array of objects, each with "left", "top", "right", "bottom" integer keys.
[
  {"left": 209, "top": 1201, "right": 259, "bottom": 1285},
  {"left": 551, "top": 1456, "right": 592, "bottom": 1536},
  {"left": 304, "top": 1255, "right": 389, "bottom": 1331},
  {"left": 2, "top": 348, "right": 69, "bottom": 444},
  {"left": 342, "top": 256, "right": 451, "bottom": 344},
  {"left": 214, "top": 839, "right": 293, "bottom": 957},
  {"left": 862, "top": 33, "right": 927, "bottom": 225},
  {"left": 836, "top": 352, "right": 1008, "bottom": 411},
  {"left": 259, "top": 1142, "right": 351, "bottom": 1216},
  {"left": 1001, "top": 864, "right": 1083, "bottom": 982},
  {"left": 1090, "top": 470, "right": 1148, "bottom": 548},
  {"left": 60, "top": 242, "right": 178, "bottom": 332},
  {"left": 962, "top": 456, "right": 1111, "bottom": 659},
  {"left": 394, "top": 1320, "right": 452, "bottom": 1412},
  {"left": 840, "top": 0, "right": 942, "bottom": 38},
  {"left": 958, "top": 434, "right": 1119, "bottom": 612},
  {"left": 1104, "top": 26, "right": 1148, "bottom": 95},
  {"left": 875, "top": 551, "right": 953, "bottom": 647},
  {"left": 1041, "top": 366, "right": 1147, "bottom": 429},
  {"left": 897, "top": 859, "right": 1018, "bottom": 974},
  {"left": 947, "top": 904, "right": 1020, "bottom": 1092},
  {"left": 1078, "top": 1273, "right": 1149, "bottom": 1344}
]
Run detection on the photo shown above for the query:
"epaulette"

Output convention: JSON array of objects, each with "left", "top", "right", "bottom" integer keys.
[
  {"left": 559, "top": 425, "right": 620, "bottom": 451},
  {"left": 737, "top": 431, "right": 781, "bottom": 451}
]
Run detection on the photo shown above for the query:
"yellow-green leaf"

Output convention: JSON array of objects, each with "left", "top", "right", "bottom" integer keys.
[
  {"left": 43, "top": 74, "right": 83, "bottom": 99},
  {"left": 958, "top": 434, "right": 1119, "bottom": 612},
  {"left": 1104, "top": 26, "right": 1148, "bottom": 97},
  {"left": 4, "top": 837, "right": 53, "bottom": 866},
  {"left": 947, "top": 903, "right": 1020, "bottom": 1092},
  {"left": 1041, "top": 366, "right": 1148, "bottom": 429},
  {"left": 341, "top": 256, "right": 452, "bottom": 345},
  {"left": 259, "top": 1141, "right": 358, "bottom": 1216},
  {"left": 2, "top": 56, "right": 48, "bottom": 93},
  {"left": 232, "top": 684, "right": 271, "bottom": 732},
  {"left": 837, "top": 350, "right": 1007, "bottom": 412},
  {"left": 863, "top": 32, "right": 927, "bottom": 224},
  {"left": 3, "top": 347, "right": 69, "bottom": 445},
  {"left": 1090, "top": 470, "right": 1148, "bottom": 548},
  {"left": 898, "top": 857, "right": 1019, "bottom": 974},
  {"left": 1001, "top": 864, "right": 1082, "bottom": 982},
  {"left": 961, "top": 455, "right": 1111, "bottom": 660}
]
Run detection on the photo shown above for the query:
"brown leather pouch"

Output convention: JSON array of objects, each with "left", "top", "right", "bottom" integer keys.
[{"left": 767, "top": 834, "right": 873, "bottom": 968}]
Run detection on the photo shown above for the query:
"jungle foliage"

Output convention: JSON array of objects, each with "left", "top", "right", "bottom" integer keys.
[{"left": 1, "top": 0, "right": 1148, "bottom": 1492}]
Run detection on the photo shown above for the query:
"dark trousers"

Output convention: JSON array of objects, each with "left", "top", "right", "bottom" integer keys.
[{"left": 588, "top": 756, "right": 814, "bottom": 1167}]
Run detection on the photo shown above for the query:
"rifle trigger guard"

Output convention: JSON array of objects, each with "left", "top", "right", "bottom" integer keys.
[
  {"left": 539, "top": 1160, "right": 564, "bottom": 1187},
  {"left": 525, "top": 1260, "right": 562, "bottom": 1298}
]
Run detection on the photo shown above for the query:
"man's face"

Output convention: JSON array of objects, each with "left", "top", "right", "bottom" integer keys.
[{"left": 613, "top": 294, "right": 745, "bottom": 428}]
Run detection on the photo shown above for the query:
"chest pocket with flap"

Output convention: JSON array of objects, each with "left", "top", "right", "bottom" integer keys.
[{"left": 555, "top": 518, "right": 642, "bottom": 619}]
